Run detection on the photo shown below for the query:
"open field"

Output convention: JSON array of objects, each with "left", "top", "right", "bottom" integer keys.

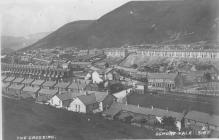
[
  {"left": 127, "top": 93, "right": 219, "bottom": 115},
  {"left": 2, "top": 97, "right": 180, "bottom": 140}
]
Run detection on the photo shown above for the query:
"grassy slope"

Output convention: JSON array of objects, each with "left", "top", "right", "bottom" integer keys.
[{"left": 3, "top": 97, "right": 175, "bottom": 140}]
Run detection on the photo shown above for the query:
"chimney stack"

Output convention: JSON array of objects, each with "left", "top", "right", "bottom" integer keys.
[
  {"left": 138, "top": 104, "right": 140, "bottom": 108},
  {"left": 151, "top": 106, "right": 153, "bottom": 110}
]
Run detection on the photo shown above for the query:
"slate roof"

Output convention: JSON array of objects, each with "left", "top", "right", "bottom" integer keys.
[
  {"left": 37, "top": 95, "right": 50, "bottom": 102},
  {"left": 4, "top": 76, "right": 15, "bottom": 82},
  {"left": 2, "top": 82, "right": 10, "bottom": 88},
  {"left": 22, "top": 78, "right": 35, "bottom": 84},
  {"left": 115, "top": 66, "right": 137, "bottom": 73},
  {"left": 13, "top": 77, "right": 25, "bottom": 83},
  {"left": 77, "top": 93, "right": 97, "bottom": 105},
  {"left": 71, "top": 62, "right": 91, "bottom": 65},
  {"left": 185, "top": 111, "right": 219, "bottom": 126},
  {"left": 68, "top": 82, "right": 78, "bottom": 89},
  {"left": 38, "top": 89, "right": 58, "bottom": 95},
  {"left": 23, "top": 86, "right": 40, "bottom": 92},
  {"left": 77, "top": 83, "right": 86, "bottom": 89},
  {"left": 147, "top": 73, "right": 178, "bottom": 81},
  {"left": 43, "top": 80, "right": 57, "bottom": 87},
  {"left": 104, "top": 102, "right": 184, "bottom": 121},
  {"left": 103, "top": 102, "right": 122, "bottom": 117},
  {"left": 120, "top": 103, "right": 184, "bottom": 121},
  {"left": 77, "top": 79, "right": 90, "bottom": 84},
  {"left": 1, "top": 75, "right": 6, "bottom": 81},
  {"left": 56, "top": 92, "right": 76, "bottom": 101},
  {"left": 62, "top": 99, "right": 73, "bottom": 107},
  {"left": 8, "top": 84, "right": 24, "bottom": 90},
  {"left": 93, "top": 91, "right": 108, "bottom": 102},
  {"left": 104, "top": 68, "right": 113, "bottom": 74},
  {"left": 32, "top": 79, "right": 45, "bottom": 86},
  {"left": 20, "top": 93, "right": 35, "bottom": 99},
  {"left": 55, "top": 82, "right": 70, "bottom": 88}
]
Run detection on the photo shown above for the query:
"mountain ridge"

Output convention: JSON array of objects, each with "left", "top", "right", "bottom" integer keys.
[{"left": 24, "top": 0, "right": 219, "bottom": 50}]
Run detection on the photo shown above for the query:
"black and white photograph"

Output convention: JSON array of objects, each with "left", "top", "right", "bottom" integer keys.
[{"left": 1, "top": 0, "right": 219, "bottom": 139}]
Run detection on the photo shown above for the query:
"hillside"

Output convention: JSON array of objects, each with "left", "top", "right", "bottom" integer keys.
[
  {"left": 1, "top": 32, "right": 50, "bottom": 53},
  {"left": 27, "top": 20, "right": 94, "bottom": 49},
  {"left": 26, "top": 0, "right": 218, "bottom": 50},
  {"left": 3, "top": 97, "right": 175, "bottom": 140}
]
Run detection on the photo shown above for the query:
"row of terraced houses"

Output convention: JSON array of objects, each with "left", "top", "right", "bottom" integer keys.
[{"left": 105, "top": 48, "right": 219, "bottom": 59}]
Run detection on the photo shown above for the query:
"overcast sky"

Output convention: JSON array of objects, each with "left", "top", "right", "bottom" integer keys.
[{"left": 0, "top": 0, "right": 138, "bottom": 37}]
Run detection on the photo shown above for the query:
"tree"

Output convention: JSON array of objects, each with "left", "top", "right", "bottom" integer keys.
[
  {"left": 105, "top": 62, "right": 109, "bottom": 68},
  {"left": 162, "top": 116, "right": 177, "bottom": 131},
  {"left": 131, "top": 64, "right": 138, "bottom": 69},
  {"left": 109, "top": 83, "right": 124, "bottom": 94},
  {"left": 204, "top": 72, "right": 211, "bottom": 82}
]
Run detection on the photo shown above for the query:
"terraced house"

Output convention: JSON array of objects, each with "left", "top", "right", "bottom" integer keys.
[{"left": 136, "top": 49, "right": 219, "bottom": 59}]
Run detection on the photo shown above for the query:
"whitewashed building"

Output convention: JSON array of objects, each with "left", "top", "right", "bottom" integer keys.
[{"left": 68, "top": 93, "right": 98, "bottom": 113}]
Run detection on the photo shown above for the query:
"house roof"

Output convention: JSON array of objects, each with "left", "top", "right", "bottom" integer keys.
[
  {"left": 20, "top": 93, "right": 35, "bottom": 99},
  {"left": 115, "top": 66, "right": 137, "bottom": 73},
  {"left": 4, "top": 76, "right": 15, "bottom": 82},
  {"left": 122, "top": 104, "right": 184, "bottom": 121},
  {"left": 8, "top": 84, "right": 24, "bottom": 90},
  {"left": 2, "top": 82, "right": 10, "bottom": 88},
  {"left": 77, "top": 93, "right": 97, "bottom": 105},
  {"left": 43, "top": 80, "right": 57, "bottom": 87},
  {"left": 105, "top": 102, "right": 184, "bottom": 121},
  {"left": 22, "top": 78, "right": 35, "bottom": 84},
  {"left": 37, "top": 95, "right": 50, "bottom": 102},
  {"left": 113, "top": 88, "right": 132, "bottom": 99},
  {"left": 56, "top": 92, "right": 79, "bottom": 101},
  {"left": 55, "top": 82, "right": 70, "bottom": 88},
  {"left": 77, "top": 83, "right": 86, "bottom": 89},
  {"left": 13, "top": 77, "right": 25, "bottom": 83},
  {"left": 77, "top": 79, "right": 90, "bottom": 84},
  {"left": 32, "top": 79, "right": 45, "bottom": 86},
  {"left": 89, "top": 66, "right": 101, "bottom": 71},
  {"left": 93, "top": 91, "right": 108, "bottom": 102},
  {"left": 71, "top": 62, "right": 91, "bottom": 65},
  {"left": 185, "top": 111, "right": 219, "bottom": 126},
  {"left": 39, "top": 89, "right": 58, "bottom": 95},
  {"left": 103, "top": 102, "right": 122, "bottom": 117},
  {"left": 104, "top": 68, "right": 113, "bottom": 74},
  {"left": 147, "top": 73, "right": 178, "bottom": 80},
  {"left": 68, "top": 82, "right": 78, "bottom": 89},
  {"left": 62, "top": 99, "right": 73, "bottom": 107},
  {"left": 23, "top": 86, "right": 40, "bottom": 92},
  {"left": 1, "top": 75, "right": 6, "bottom": 81}
]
